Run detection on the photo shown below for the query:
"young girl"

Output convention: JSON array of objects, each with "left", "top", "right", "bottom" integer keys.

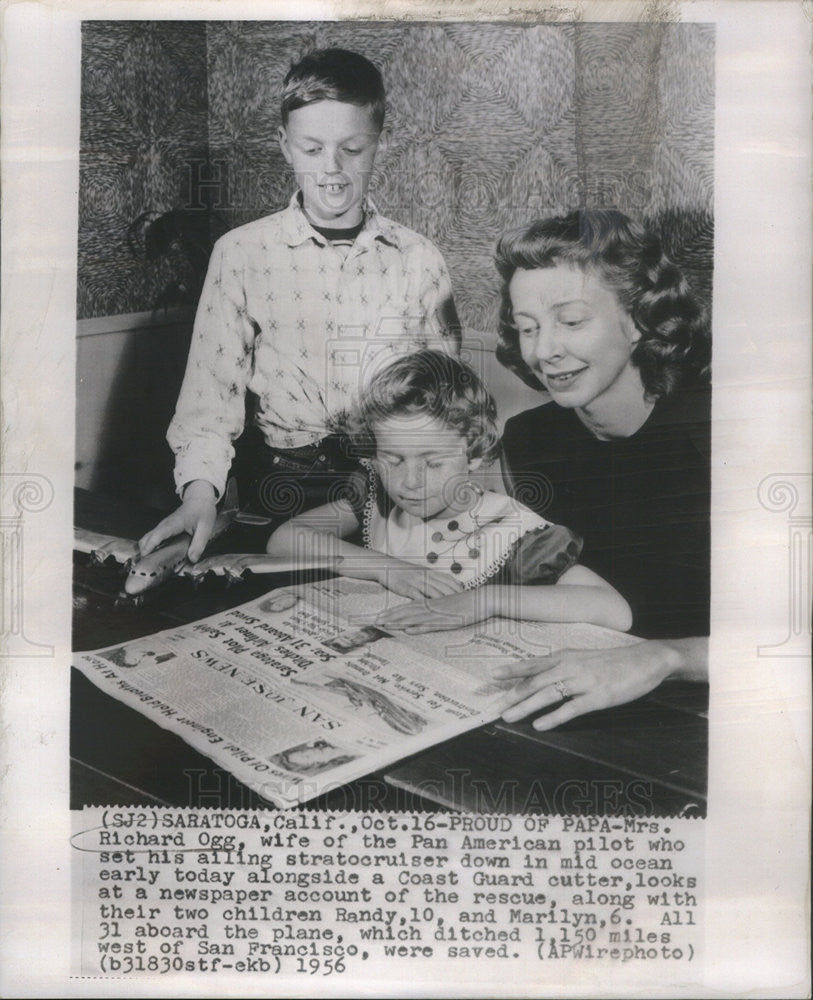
[{"left": 266, "top": 350, "right": 632, "bottom": 635}]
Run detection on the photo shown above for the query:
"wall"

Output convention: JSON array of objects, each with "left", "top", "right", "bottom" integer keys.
[
  {"left": 75, "top": 312, "right": 193, "bottom": 507},
  {"left": 205, "top": 21, "right": 714, "bottom": 331},
  {"left": 78, "top": 21, "right": 714, "bottom": 325},
  {"left": 77, "top": 22, "right": 209, "bottom": 503},
  {"left": 78, "top": 21, "right": 210, "bottom": 320}
]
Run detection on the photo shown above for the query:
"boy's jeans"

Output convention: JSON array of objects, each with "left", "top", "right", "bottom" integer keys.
[{"left": 232, "top": 425, "right": 361, "bottom": 529}]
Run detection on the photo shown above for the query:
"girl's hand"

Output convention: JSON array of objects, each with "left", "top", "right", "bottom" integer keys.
[
  {"left": 374, "top": 589, "right": 494, "bottom": 633},
  {"left": 491, "top": 641, "right": 676, "bottom": 730},
  {"left": 341, "top": 555, "right": 465, "bottom": 600},
  {"left": 138, "top": 480, "right": 217, "bottom": 563}
]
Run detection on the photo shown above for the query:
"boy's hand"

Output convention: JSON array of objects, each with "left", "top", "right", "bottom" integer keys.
[
  {"left": 138, "top": 480, "right": 217, "bottom": 563},
  {"left": 340, "top": 555, "right": 465, "bottom": 600}
]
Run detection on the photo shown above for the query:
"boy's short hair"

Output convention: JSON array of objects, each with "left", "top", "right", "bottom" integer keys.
[
  {"left": 281, "top": 48, "right": 386, "bottom": 130},
  {"left": 346, "top": 350, "right": 500, "bottom": 465}
]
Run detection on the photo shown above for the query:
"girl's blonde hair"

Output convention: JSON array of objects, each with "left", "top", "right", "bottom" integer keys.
[{"left": 344, "top": 350, "right": 500, "bottom": 464}]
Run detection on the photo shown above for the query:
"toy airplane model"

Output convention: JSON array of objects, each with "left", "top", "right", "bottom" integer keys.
[
  {"left": 74, "top": 481, "right": 339, "bottom": 597},
  {"left": 181, "top": 552, "right": 340, "bottom": 583}
]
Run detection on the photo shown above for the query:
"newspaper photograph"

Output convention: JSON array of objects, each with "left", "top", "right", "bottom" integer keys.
[{"left": 0, "top": 1, "right": 810, "bottom": 997}]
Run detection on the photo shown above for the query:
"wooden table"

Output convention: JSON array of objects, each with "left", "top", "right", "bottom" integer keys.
[{"left": 71, "top": 489, "right": 708, "bottom": 816}]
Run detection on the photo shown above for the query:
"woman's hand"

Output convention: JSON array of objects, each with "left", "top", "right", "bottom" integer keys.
[
  {"left": 373, "top": 588, "right": 494, "bottom": 633},
  {"left": 341, "top": 555, "right": 465, "bottom": 601},
  {"left": 138, "top": 480, "right": 217, "bottom": 563},
  {"left": 492, "top": 640, "right": 683, "bottom": 730}
]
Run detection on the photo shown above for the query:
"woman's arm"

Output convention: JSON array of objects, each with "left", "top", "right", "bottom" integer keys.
[
  {"left": 493, "top": 636, "right": 709, "bottom": 730},
  {"left": 266, "top": 501, "right": 464, "bottom": 600}
]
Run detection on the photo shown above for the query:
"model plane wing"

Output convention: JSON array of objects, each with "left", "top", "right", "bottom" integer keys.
[
  {"left": 180, "top": 553, "right": 343, "bottom": 581},
  {"left": 74, "top": 529, "right": 140, "bottom": 564}
]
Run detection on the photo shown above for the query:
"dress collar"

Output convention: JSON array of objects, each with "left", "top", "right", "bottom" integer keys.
[{"left": 362, "top": 468, "right": 547, "bottom": 589}]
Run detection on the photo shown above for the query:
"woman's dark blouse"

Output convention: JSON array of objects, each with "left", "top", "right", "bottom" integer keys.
[{"left": 501, "top": 384, "right": 711, "bottom": 639}]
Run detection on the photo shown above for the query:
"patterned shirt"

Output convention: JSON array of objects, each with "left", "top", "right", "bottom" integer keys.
[{"left": 168, "top": 193, "right": 460, "bottom": 498}]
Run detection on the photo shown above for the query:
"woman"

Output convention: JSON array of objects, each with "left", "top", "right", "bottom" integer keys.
[{"left": 492, "top": 209, "right": 711, "bottom": 730}]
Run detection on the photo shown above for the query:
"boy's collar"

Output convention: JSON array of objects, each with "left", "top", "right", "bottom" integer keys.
[{"left": 283, "top": 191, "right": 402, "bottom": 249}]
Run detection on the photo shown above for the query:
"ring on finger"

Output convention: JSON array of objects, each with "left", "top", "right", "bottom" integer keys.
[{"left": 554, "top": 680, "right": 570, "bottom": 701}]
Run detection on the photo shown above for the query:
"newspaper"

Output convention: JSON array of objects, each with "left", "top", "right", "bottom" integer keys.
[{"left": 74, "top": 578, "right": 638, "bottom": 807}]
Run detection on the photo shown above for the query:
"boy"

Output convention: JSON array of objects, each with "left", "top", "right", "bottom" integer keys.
[{"left": 140, "top": 48, "right": 460, "bottom": 561}]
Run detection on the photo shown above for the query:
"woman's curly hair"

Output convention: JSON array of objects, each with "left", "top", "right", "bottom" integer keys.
[
  {"left": 341, "top": 349, "right": 500, "bottom": 465},
  {"left": 495, "top": 209, "right": 711, "bottom": 400}
]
